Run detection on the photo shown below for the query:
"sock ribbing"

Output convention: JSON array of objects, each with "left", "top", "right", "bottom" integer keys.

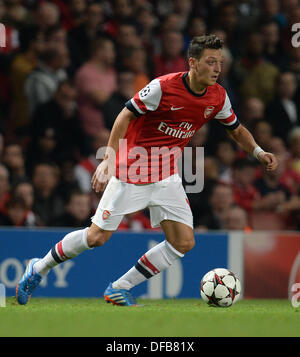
[
  {"left": 34, "top": 228, "right": 90, "bottom": 276},
  {"left": 112, "top": 240, "right": 184, "bottom": 290}
]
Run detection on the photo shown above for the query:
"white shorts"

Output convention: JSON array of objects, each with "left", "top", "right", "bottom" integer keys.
[{"left": 91, "top": 174, "right": 193, "bottom": 230}]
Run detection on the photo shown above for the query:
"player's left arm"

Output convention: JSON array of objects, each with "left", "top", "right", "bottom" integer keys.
[
  {"left": 226, "top": 124, "right": 278, "bottom": 171},
  {"left": 214, "top": 90, "right": 278, "bottom": 171}
]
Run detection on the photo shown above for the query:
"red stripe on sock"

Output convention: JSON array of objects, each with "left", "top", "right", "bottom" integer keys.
[
  {"left": 57, "top": 241, "right": 69, "bottom": 260},
  {"left": 140, "top": 254, "right": 160, "bottom": 275}
]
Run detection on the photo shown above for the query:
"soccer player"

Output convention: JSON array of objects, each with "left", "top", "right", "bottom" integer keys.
[{"left": 16, "top": 35, "right": 278, "bottom": 306}]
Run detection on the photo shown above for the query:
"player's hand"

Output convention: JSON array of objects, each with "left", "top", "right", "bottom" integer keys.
[
  {"left": 91, "top": 158, "right": 115, "bottom": 193},
  {"left": 257, "top": 152, "right": 278, "bottom": 171}
]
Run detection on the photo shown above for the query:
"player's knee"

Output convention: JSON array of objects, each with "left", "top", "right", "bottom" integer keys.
[
  {"left": 182, "top": 237, "right": 195, "bottom": 253},
  {"left": 172, "top": 236, "right": 195, "bottom": 254},
  {"left": 87, "top": 227, "right": 112, "bottom": 247}
]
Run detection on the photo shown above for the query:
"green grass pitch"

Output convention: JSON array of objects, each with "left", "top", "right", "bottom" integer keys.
[{"left": 1, "top": 298, "right": 299, "bottom": 337}]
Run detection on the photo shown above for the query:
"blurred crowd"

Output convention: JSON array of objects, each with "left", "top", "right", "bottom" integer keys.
[{"left": 0, "top": 0, "right": 300, "bottom": 231}]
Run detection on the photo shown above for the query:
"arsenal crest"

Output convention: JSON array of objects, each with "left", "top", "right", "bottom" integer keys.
[
  {"left": 204, "top": 106, "right": 215, "bottom": 119},
  {"left": 102, "top": 210, "right": 111, "bottom": 221}
]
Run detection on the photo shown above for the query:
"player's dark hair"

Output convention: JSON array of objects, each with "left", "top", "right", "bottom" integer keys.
[{"left": 187, "top": 35, "right": 224, "bottom": 59}]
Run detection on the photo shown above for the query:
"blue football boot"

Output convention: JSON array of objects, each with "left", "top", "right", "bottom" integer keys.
[
  {"left": 104, "top": 283, "right": 140, "bottom": 306},
  {"left": 16, "top": 258, "right": 42, "bottom": 305}
]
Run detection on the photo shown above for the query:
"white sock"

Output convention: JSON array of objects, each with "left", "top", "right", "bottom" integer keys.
[
  {"left": 112, "top": 240, "right": 184, "bottom": 290},
  {"left": 34, "top": 228, "right": 91, "bottom": 276}
]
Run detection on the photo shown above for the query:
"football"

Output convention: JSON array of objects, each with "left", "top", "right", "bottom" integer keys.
[{"left": 200, "top": 268, "right": 241, "bottom": 307}]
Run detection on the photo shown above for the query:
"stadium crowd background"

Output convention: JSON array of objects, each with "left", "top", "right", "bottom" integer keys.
[{"left": 0, "top": 0, "right": 300, "bottom": 232}]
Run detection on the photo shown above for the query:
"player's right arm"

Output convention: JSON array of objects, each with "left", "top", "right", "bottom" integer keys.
[
  {"left": 91, "top": 107, "right": 136, "bottom": 193},
  {"left": 92, "top": 79, "right": 162, "bottom": 192},
  {"left": 226, "top": 124, "right": 278, "bottom": 171},
  {"left": 214, "top": 90, "right": 278, "bottom": 171}
]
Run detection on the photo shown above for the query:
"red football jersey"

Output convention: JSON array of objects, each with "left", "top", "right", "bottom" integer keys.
[{"left": 116, "top": 71, "right": 239, "bottom": 184}]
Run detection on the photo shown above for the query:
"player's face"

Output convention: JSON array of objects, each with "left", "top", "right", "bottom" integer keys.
[{"left": 190, "top": 48, "right": 223, "bottom": 86}]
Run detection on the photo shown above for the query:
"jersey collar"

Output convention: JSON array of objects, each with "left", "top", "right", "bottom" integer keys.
[{"left": 182, "top": 72, "right": 207, "bottom": 97}]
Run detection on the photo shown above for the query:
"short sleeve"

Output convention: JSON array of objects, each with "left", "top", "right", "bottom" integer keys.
[
  {"left": 214, "top": 92, "right": 240, "bottom": 130},
  {"left": 125, "top": 79, "right": 162, "bottom": 117}
]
